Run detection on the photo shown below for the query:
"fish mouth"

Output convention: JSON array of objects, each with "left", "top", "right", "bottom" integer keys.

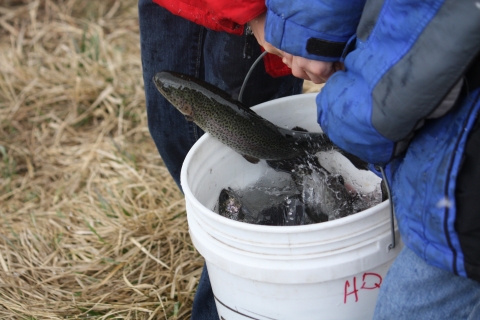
[
  {"left": 153, "top": 71, "right": 194, "bottom": 117},
  {"left": 153, "top": 71, "right": 180, "bottom": 96}
]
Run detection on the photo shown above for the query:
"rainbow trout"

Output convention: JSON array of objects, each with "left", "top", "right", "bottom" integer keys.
[{"left": 153, "top": 71, "right": 367, "bottom": 169}]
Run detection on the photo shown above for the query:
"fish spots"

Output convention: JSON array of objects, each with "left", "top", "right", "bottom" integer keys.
[{"left": 154, "top": 71, "right": 344, "bottom": 161}]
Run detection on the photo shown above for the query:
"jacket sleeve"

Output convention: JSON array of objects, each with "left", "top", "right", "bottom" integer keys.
[
  {"left": 316, "top": 0, "right": 480, "bottom": 165},
  {"left": 153, "top": 0, "right": 266, "bottom": 35},
  {"left": 264, "top": 0, "right": 366, "bottom": 61}
]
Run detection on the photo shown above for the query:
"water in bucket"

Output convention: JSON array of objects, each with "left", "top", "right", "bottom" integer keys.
[{"left": 214, "top": 152, "right": 384, "bottom": 226}]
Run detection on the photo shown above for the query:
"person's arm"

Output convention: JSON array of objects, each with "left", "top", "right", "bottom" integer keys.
[{"left": 316, "top": 0, "right": 480, "bottom": 165}]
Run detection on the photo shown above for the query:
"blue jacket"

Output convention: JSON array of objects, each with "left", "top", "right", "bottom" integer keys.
[{"left": 265, "top": 0, "right": 480, "bottom": 280}]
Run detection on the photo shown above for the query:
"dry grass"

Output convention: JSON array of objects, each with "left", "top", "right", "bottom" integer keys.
[
  {"left": 303, "top": 81, "right": 324, "bottom": 94},
  {"left": 0, "top": 1, "right": 201, "bottom": 318},
  {"left": 0, "top": 1, "right": 324, "bottom": 319}
]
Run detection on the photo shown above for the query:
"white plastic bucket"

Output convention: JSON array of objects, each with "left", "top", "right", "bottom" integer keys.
[{"left": 181, "top": 93, "right": 402, "bottom": 320}]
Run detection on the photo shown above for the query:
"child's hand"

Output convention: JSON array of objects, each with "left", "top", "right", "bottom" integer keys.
[{"left": 282, "top": 53, "right": 344, "bottom": 84}]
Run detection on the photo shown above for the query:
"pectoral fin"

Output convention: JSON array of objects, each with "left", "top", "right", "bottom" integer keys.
[
  {"left": 242, "top": 155, "right": 260, "bottom": 164},
  {"left": 184, "top": 115, "right": 194, "bottom": 122}
]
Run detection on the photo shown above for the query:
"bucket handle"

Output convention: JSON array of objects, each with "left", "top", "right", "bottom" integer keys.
[
  {"left": 378, "top": 165, "right": 396, "bottom": 250},
  {"left": 238, "top": 51, "right": 268, "bottom": 103}
]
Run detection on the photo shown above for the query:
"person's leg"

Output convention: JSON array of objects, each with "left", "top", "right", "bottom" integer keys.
[
  {"left": 139, "top": 2, "right": 303, "bottom": 319},
  {"left": 139, "top": 0, "right": 302, "bottom": 189},
  {"left": 139, "top": 0, "right": 204, "bottom": 189},
  {"left": 190, "top": 267, "right": 218, "bottom": 320},
  {"left": 374, "top": 246, "right": 480, "bottom": 319}
]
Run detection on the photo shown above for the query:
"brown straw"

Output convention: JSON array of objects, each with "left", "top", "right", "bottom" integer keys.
[{"left": 0, "top": 1, "right": 323, "bottom": 318}]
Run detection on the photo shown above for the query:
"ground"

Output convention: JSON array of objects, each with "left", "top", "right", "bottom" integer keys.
[{"left": 0, "top": 1, "right": 322, "bottom": 319}]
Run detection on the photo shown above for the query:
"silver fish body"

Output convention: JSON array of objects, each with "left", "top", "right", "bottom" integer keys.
[{"left": 153, "top": 71, "right": 336, "bottom": 163}]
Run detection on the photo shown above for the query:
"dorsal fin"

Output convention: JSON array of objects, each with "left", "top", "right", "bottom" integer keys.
[{"left": 291, "top": 126, "right": 308, "bottom": 132}]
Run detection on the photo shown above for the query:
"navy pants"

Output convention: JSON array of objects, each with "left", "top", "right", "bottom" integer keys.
[{"left": 138, "top": 1, "right": 303, "bottom": 318}]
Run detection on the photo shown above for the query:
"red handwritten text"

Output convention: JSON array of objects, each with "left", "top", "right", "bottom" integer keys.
[{"left": 344, "top": 273, "right": 382, "bottom": 304}]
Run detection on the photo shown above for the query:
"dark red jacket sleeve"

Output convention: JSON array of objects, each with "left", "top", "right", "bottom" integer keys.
[{"left": 152, "top": 0, "right": 291, "bottom": 77}]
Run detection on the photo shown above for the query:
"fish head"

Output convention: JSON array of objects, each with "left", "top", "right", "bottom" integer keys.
[
  {"left": 153, "top": 71, "right": 195, "bottom": 119},
  {"left": 218, "top": 188, "right": 245, "bottom": 221}
]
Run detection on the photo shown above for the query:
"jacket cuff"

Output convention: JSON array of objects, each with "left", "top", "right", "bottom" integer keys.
[{"left": 265, "top": 8, "right": 350, "bottom": 61}]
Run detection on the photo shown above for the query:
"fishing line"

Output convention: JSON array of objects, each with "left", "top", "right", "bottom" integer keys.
[
  {"left": 238, "top": 50, "right": 268, "bottom": 103},
  {"left": 379, "top": 165, "right": 396, "bottom": 250}
]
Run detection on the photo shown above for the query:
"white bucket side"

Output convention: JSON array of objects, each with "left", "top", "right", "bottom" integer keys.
[
  {"left": 187, "top": 203, "right": 400, "bottom": 284},
  {"left": 180, "top": 93, "right": 403, "bottom": 319},
  {"left": 189, "top": 198, "right": 393, "bottom": 255},
  {"left": 207, "top": 261, "right": 392, "bottom": 320}
]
